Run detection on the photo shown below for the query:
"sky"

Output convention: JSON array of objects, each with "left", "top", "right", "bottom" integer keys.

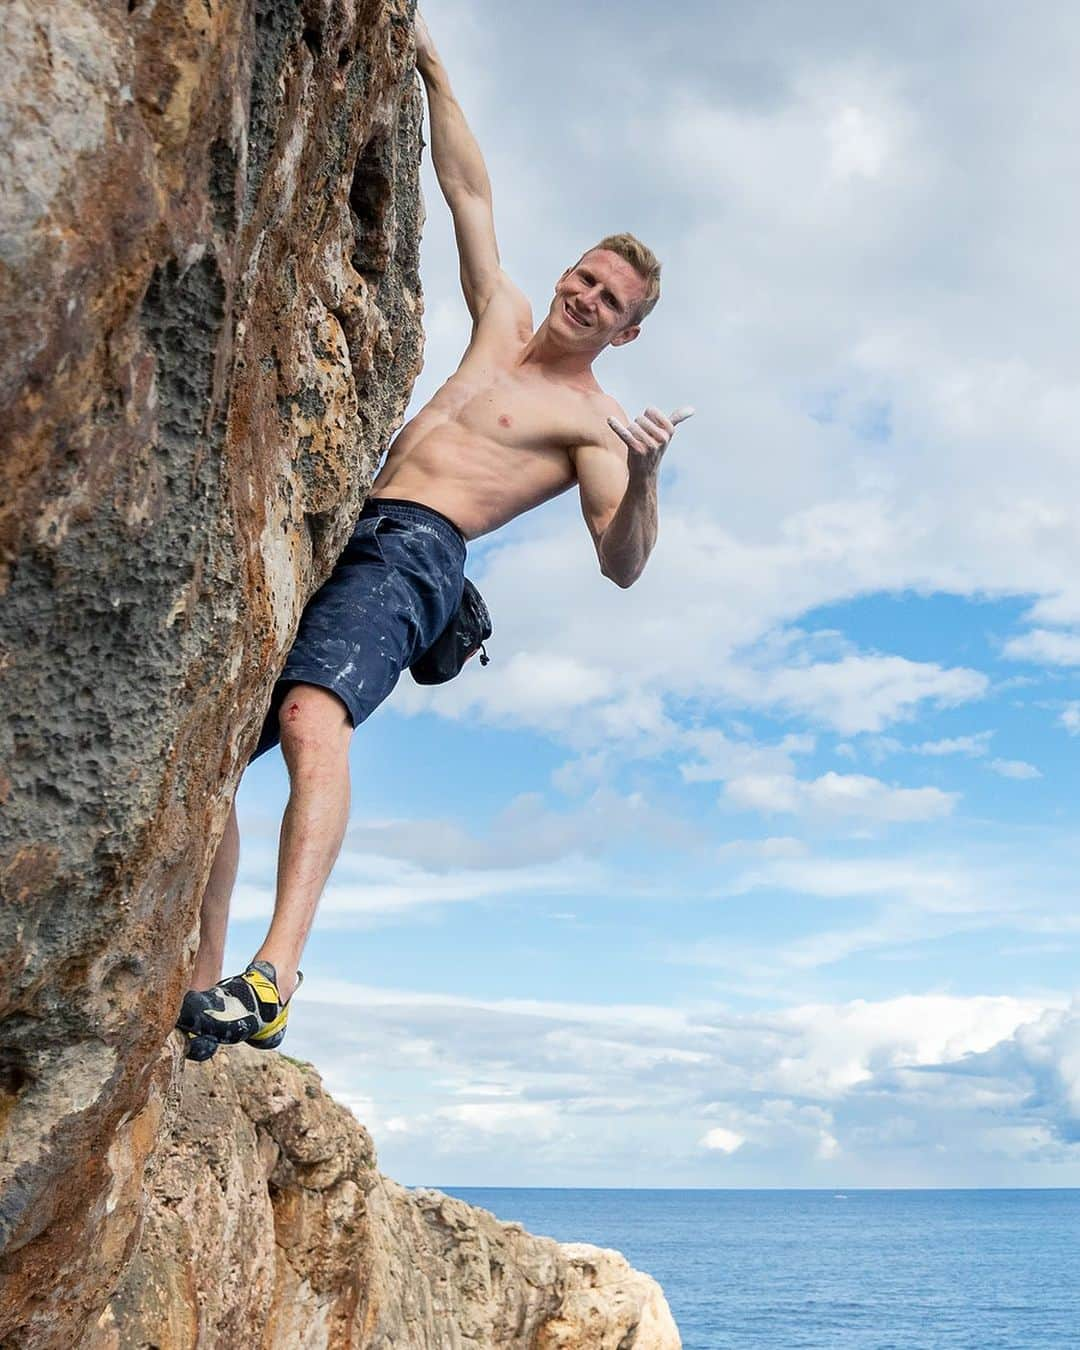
[{"left": 225, "top": 0, "right": 1080, "bottom": 1187}]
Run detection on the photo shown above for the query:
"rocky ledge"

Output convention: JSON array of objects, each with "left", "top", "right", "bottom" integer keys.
[{"left": 90, "top": 1045, "right": 680, "bottom": 1349}]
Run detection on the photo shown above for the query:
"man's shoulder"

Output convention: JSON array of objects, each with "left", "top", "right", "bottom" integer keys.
[
  {"left": 585, "top": 385, "right": 624, "bottom": 415},
  {"left": 576, "top": 386, "right": 626, "bottom": 443}
]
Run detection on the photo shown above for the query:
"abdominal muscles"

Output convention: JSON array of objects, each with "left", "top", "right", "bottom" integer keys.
[{"left": 371, "top": 416, "right": 576, "bottom": 540}]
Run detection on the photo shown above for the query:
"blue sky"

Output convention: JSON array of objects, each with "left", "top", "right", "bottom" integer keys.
[{"left": 225, "top": 0, "right": 1080, "bottom": 1186}]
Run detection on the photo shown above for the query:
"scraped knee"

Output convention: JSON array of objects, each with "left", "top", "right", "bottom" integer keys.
[{"left": 278, "top": 683, "right": 353, "bottom": 772}]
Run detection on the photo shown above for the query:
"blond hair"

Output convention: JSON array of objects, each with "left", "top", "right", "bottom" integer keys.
[{"left": 583, "top": 232, "right": 662, "bottom": 324}]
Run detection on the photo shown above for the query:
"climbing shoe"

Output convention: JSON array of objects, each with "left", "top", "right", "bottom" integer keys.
[
  {"left": 176, "top": 960, "right": 302, "bottom": 1051},
  {"left": 183, "top": 1032, "right": 221, "bottom": 1062},
  {"left": 247, "top": 969, "right": 303, "bottom": 1051}
]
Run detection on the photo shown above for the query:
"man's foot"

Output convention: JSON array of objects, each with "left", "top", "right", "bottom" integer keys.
[{"left": 176, "top": 960, "right": 302, "bottom": 1052}]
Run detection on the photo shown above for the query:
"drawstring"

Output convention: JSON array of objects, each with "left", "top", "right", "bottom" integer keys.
[{"left": 478, "top": 643, "right": 490, "bottom": 666}]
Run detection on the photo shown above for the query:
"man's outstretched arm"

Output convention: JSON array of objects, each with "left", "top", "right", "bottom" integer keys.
[
  {"left": 414, "top": 14, "right": 506, "bottom": 323},
  {"left": 575, "top": 406, "right": 694, "bottom": 588}
]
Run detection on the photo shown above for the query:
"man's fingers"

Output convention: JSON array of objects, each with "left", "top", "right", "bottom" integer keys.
[
  {"left": 609, "top": 409, "right": 693, "bottom": 450},
  {"left": 607, "top": 417, "right": 640, "bottom": 449},
  {"left": 634, "top": 415, "right": 663, "bottom": 447},
  {"left": 644, "top": 406, "right": 676, "bottom": 437}
]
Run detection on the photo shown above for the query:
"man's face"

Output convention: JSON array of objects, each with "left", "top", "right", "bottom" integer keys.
[{"left": 550, "top": 249, "right": 646, "bottom": 350}]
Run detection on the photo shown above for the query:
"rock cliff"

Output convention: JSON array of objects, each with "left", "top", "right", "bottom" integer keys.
[
  {"left": 0, "top": 1, "right": 680, "bottom": 1345},
  {"left": 1, "top": 0, "right": 424, "bottom": 1340},
  {"left": 90, "top": 1047, "right": 680, "bottom": 1348}
]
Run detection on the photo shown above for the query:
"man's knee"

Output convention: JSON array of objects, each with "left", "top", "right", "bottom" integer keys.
[{"left": 277, "top": 684, "right": 353, "bottom": 769}]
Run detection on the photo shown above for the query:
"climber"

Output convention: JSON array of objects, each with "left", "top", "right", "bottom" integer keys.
[{"left": 176, "top": 11, "right": 693, "bottom": 1059}]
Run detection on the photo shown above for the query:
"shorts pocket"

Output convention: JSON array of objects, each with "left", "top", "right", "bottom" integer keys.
[{"left": 345, "top": 515, "right": 391, "bottom": 567}]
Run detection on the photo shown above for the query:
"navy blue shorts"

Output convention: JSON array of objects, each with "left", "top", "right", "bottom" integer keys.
[{"left": 251, "top": 498, "right": 467, "bottom": 761}]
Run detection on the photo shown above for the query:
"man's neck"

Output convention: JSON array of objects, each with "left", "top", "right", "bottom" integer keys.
[{"left": 517, "top": 320, "right": 602, "bottom": 387}]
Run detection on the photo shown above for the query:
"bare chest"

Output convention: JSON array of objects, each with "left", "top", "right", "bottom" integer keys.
[{"left": 443, "top": 370, "right": 598, "bottom": 457}]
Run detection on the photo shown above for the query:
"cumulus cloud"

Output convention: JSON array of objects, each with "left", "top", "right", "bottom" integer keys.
[
  {"left": 723, "top": 770, "right": 956, "bottom": 822},
  {"left": 704, "top": 1100, "right": 841, "bottom": 1162},
  {"left": 436, "top": 1102, "right": 560, "bottom": 1138},
  {"left": 343, "top": 788, "right": 702, "bottom": 872},
  {"left": 700, "top": 1126, "right": 746, "bottom": 1154},
  {"left": 282, "top": 979, "right": 1073, "bottom": 1183},
  {"left": 989, "top": 758, "right": 1042, "bottom": 780},
  {"left": 392, "top": 517, "right": 989, "bottom": 746},
  {"left": 943, "top": 1003, "right": 1080, "bottom": 1146},
  {"left": 731, "top": 856, "right": 983, "bottom": 912},
  {"left": 721, "top": 653, "right": 988, "bottom": 737},
  {"left": 776, "top": 995, "right": 1049, "bottom": 1097},
  {"left": 228, "top": 853, "right": 600, "bottom": 925},
  {"left": 681, "top": 730, "right": 815, "bottom": 783},
  {"left": 1004, "top": 629, "right": 1080, "bottom": 667},
  {"left": 914, "top": 732, "right": 993, "bottom": 757}
]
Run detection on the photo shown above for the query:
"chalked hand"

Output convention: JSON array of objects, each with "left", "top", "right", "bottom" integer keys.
[{"left": 606, "top": 406, "right": 695, "bottom": 477}]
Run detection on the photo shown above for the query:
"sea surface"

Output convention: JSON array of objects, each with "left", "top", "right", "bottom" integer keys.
[{"left": 442, "top": 1188, "right": 1080, "bottom": 1349}]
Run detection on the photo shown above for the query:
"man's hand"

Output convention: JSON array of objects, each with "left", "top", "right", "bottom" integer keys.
[{"left": 606, "top": 405, "right": 695, "bottom": 478}]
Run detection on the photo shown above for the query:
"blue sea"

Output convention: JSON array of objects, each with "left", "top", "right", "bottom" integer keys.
[{"left": 442, "top": 1189, "right": 1080, "bottom": 1349}]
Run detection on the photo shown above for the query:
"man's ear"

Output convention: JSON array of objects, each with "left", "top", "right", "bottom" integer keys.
[{"left": 610, "top": 324, "right": 641, "bottom": 348}]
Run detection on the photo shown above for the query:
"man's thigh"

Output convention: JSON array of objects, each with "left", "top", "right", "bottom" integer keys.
[{"left": 249, "top": 509, "right": 463, "bottom": 763}]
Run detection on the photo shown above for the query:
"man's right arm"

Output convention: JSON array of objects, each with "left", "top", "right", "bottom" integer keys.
[{"left": 415, "top": 14, "right": 527, "bottom": 330}]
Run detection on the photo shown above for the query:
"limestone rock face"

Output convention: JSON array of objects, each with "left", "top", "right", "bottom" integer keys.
[
  {"left": 91, "top": 1048, "right": 681, "bottom": 1350},
  {"left": 0, "top": 0, "right": 423, "bottom": 1342}
]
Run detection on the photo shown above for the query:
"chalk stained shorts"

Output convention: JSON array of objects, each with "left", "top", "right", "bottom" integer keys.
[{"left": 251, "top": 497, "right": 467, "bottom": 761}]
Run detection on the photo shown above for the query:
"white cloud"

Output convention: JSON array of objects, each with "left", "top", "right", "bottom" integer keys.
[
  {"left": 389, "top": 511, "right": 989, "bottom": 747},
  {"left": 700, "top": 1126, "right": 745, "bottom": 1154},
  {"left": 1004, "top": 629, "right": 1080, "bottom": 666},
  {"left": 1062, "top": 704, "right": 1080, "bottom": 736},
  {"left": 704, "top": 1099, "right": 843, "bottom": 1162},
  {"left": 681, "top": 730, "right": 815, "bottom": 783},
  {"left": 256, "top": 951, "right": 1080, "bottom": 1181},
  {"left": 436, "top": 1102, "right": 560, "bottom": 1137},
  {"left": 914, "top": 732, "right": 993, "bottom": 757},
  {"left": 724, "top": 770, "right": 956, "bottom": 822},
  {"left": 1029, "top": 594, "right": 1080, "bottom": 626},
  {"left": 732, "top": 857, "right": 982, "bottom": 912},
  {"left": 828, "top": 104, "right": 889, "bottom": 181},
  {"left": 952, "top": 1003, "right": 1080, "bottom": 1146},
  {"left": 775, "top": 995, "right": 1050, "bottom": 1098},
  {"left": 229, "top": 853, "right": 599, "bottom": 925},
  {"left": 342, "top": 788, "right": 702, "bottom": 873},
  {"left": 989, "top": 758, "right": 1042, "bottom": 780},
  {"left": 724, "top": 654, "right": 987, "bottom": 737}
]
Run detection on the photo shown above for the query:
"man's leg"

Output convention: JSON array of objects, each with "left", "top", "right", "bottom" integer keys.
[
  {"left": 251, "top": 683, "right": 353, "bottom": 1002},
  {"left": 190, "top": 800, "right": 239, "bottom": 991}
]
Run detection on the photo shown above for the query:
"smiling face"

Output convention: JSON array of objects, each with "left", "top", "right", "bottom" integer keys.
[{"left": 549, "top": 248, "right": 648, "bottom": 352}]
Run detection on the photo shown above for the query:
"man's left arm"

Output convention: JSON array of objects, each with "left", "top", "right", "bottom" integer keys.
[{"left": 575, "top": 404, "right": 693, "bottom": 589}]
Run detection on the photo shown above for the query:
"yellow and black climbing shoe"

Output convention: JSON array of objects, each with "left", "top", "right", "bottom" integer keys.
[
  {"left": 247, "top": 970, "right": 303, "bottom": 1052},
  {"left": 176, "top": 960, "right": 301, "bottom": 1051}
]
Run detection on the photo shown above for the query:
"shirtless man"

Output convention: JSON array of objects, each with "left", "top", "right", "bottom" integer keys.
[{"left": 176, "top": 13, "right": 692, "bottom": 1059}]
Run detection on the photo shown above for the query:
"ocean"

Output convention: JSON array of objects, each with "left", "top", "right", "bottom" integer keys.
[{"left": 442, "top": 1188, "right": 1080, "bottom": 1348}]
